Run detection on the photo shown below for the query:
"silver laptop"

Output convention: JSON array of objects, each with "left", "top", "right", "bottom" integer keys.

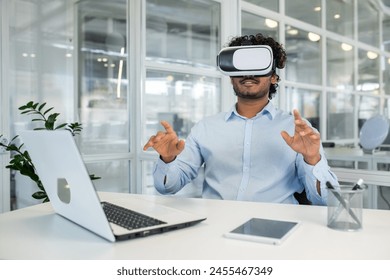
[{"left": 19, "top": 130, "right": 206, "bottom": 242}]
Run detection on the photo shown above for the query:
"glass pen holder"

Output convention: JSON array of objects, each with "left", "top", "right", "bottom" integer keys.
[{"left": 327, "top": 185, "right": 366, "bottom": 231}]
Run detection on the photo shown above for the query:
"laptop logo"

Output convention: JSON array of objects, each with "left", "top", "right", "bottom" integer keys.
[{"left": 57, "top": 178, "right": 71, "bottom": 204}]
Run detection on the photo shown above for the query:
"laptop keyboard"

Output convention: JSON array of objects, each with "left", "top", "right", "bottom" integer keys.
[{"left": 101, "top": 201, "right": 166, "bottom": 230}]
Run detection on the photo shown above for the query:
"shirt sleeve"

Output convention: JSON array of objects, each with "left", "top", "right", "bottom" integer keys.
[
  {"left": 152, "top": 129, "right": 204, "bottom": 195},
  {"left": 298, "top": 150, "right": 339, "bottom": 206},
  {"left": 153, "top": 157, "right": 183, "bottom": 194}
]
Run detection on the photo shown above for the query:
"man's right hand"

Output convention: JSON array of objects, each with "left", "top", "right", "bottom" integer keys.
[{"left": 143, "top": 121, "right": 185, "bottom": 163}]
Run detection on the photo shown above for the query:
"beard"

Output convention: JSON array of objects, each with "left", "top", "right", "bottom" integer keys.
[
  {"left": 231, "top": 76, "right": 270, "bottom": 100},
  {"left": 232, "top": 85, "right": 269, "bottom": 100}
]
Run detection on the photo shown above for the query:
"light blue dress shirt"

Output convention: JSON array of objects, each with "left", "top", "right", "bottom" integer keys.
[{"left": 153, "top": 102, "right": 338, "bottom": 205}]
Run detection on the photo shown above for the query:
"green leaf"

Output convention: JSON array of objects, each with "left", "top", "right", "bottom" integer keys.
[
  {"left": 49, "top": 113, "right": 60, "bottom": 120},
  {"left": 20, "top": 109, "right": 35, "bottom": 115},
  {"left": 18, "top": 101, "right": 33, "bottom": 110},
  {"left": 55, "top": 123, "right": 67, "bottom": 130},
  {"left": 6, "top": 144, "right": 20, "bottom": 152},
  {"left": 36, "top": 180, "right": 45, "bottom": 191},
  {"left": 43, "top": 107, "right": 54, "bottom": 115},
  {"left": 22, "top": 150, "right": 30, "bottom": 158},
  {"left": 90, "top": 174, "right": 101, "bottom": 180},
  {"left": 32, "top": 191, "right": 47, "bottom": 200},
  {"left": 38, "top": 102, "right": 46, "bottom": 111}
]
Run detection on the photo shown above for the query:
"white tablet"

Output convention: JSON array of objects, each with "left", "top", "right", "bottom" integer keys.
[{"left": 224, "top": 218, "right": 300, "bottom": 245}]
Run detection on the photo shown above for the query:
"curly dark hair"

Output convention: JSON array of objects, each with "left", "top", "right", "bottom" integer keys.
[{"left": 227, "top": 33, "right": 287, "bottom": 99}]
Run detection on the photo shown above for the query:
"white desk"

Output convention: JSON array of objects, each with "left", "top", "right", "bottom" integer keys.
[
  {"left": 324, "top": 147, "right": 390, "bottom": 170},
  {"left": 1, "top": 192, "right": 390, "bottom": 260}
]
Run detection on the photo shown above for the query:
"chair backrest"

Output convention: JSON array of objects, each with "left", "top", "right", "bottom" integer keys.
[
  {"left": 359, "top": 115, "right": 389, "bottom": 151},
  {"left": 294, "top": 190, "right": 312, "bottom": 205}
]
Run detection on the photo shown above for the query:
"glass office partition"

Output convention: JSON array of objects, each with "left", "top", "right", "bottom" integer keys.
[
  {"left": 241, "top": 12, "right": 279, "bottom": 39},
  {"left": 383, "top": 14, "right": 390, "bottom": 52},
  {"left": 285, "top": 26, "right": 321, "bottom": 85},
  {"left": 385, "top": 56, "right": 390, "bottom": 96},
  {"left": 6, "top": 0, "right": 75, "bottom": 208},
  {"left": 355, "top": 94, "right": 380, "bottom": 188},
  {"left": 146, "top": 0, "right": 220, "bottom": 67},
  {"left": 243, "top": 0, "right": 278, "bottom": 12},
  {"left": 86, "top": 160, "right": 130, "bottom": 193},
  {"left": 144, "top": 0, "right": 221, "bottom": 142},
  {"left": 327, "top": 92, "right": 354, "bottom": 140},
  {"left": 286, "top": 88, "right": 320, "bottom": 132},
  {"left": 326, "top": 0, "right": 354, "bottom": 38},
  {"left": 357, "top": 95, "right": 380, "bottom": 128},
  {"left": 285, "top": 0, "right": 321, "bottom": 27},
  {"left": 9, "top": 0, "right": 75, "bottom": 128},
  {"left": 385, "top": 98, "right": 390, "bottom": 120},
  {"left": 143, "top": 70, "right": 220, "bottom": 142},
  {"left": 142, "top": 0, "right": 222, "bottom": 195},
  {"left": 77, "top": 0, "right": 129, "bottom": 155},
  {"left": 358, "top": 1, "right": 380, "bottom": 47},
  {"left": 327, "top": 38, "right": 354, "bottom": 90},
  {"left": 357, "top": 48, "right": 380, "bottom": 94}
]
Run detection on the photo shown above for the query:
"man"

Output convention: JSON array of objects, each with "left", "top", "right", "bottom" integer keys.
[{"left": 143, "top": 33, "right": 338, "bottom": 205}]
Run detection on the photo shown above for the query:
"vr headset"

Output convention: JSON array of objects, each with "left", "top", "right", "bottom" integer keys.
[{"left": 216, "top": 45, "right": 275, "bottom": 77}]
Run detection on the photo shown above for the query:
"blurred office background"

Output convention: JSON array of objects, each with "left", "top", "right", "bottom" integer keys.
[{"left": 1, "top": 0, "right": 390, "bottom": 212}]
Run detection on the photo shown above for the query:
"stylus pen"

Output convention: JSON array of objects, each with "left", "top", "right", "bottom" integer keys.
[
  {"left": 352, "top": 178, "right": 364, "bottom": 191},
  {"left": 326, "top": 181, "right": 361, "bottom": 226}
]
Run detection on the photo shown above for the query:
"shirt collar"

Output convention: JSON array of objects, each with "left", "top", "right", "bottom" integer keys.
[{"left": 225, "top": 101, "right": 276, "bottom": 121}]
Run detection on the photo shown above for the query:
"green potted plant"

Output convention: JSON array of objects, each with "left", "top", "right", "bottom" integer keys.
[{"left": 0, "top": 101, "right": 99, "bottom": 203}]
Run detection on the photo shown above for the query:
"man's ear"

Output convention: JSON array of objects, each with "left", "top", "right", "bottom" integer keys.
[{"left": 271, "top": 74, "right": 278, "bottom": 84}]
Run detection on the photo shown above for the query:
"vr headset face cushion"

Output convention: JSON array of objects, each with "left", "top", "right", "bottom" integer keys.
[{"left": 217, "top": 45, "right": 275, "bottom": 77}]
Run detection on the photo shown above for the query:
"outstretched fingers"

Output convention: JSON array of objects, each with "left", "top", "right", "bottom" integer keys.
[
  {"left": 175, "top": 138, "right": 185, "bottom": 152},
  {"left": 292, "top": 109, "right": 319, "bottom": 139},
  {"left": 160, "top": 120, "right": 175, "bottom": 134},
  {"left": 143, "top": 121, "right": 173, "bottom": 150},
  {"left": 280, "top": 130, "right": 292, "bottom": 146},
  {"left": 143, "top": 121, "right": 185, "bottom": 156}
]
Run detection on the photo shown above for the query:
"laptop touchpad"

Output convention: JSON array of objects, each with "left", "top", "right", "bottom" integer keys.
[{"left": 57, "top": 178, "right": 71, "bottom": 204}]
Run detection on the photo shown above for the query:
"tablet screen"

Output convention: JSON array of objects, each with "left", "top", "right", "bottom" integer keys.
[{"left": 230, "top": 218, "right": 299, "bottom": 240}]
